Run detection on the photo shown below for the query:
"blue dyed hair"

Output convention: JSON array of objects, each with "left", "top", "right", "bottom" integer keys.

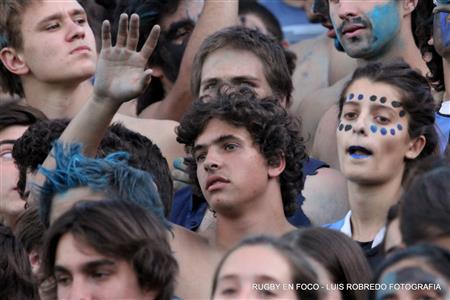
[{"left": 38, "top": 143, "right": 167, "bottom": 228}]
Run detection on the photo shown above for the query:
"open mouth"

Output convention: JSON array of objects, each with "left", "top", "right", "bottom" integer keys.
[{"left": 347, "top": 145, "right": 373, "bottom": 159}]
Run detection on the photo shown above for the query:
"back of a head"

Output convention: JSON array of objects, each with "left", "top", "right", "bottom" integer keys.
[
  {"left": 283, "top": 228, "right": 372, "bottom": 300},
  {"left": 400, "top": 157, "right": 450, "bottom": 247},
  {"left": 176, "top": 88, "right": 306, "bottom": 217},
  {"left": 0, "top": 223, "right": 40, "bottom": 300},
  {"left": 0, "top": 102, "right": 47, "bottom": 132},
  {"left": 38, "top": 143, "right": 165, "bottom": 228},
  {"left": 191, "top": 26, "right": 293, "bottom": 105},
  {"left": 40, "top": 200, "right": 178, "bottom": 300},
  {"left": 238, "top": 1, "right": 284, "bottom": 42}
]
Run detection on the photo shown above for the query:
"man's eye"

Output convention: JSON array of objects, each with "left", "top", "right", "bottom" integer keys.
[
  {"left": 46, "top": 23, "right": 60, "bottom": 30},
  {"left": 0, "top": 151, "right": 13, "bottom": 161},
  {"left": 224, "top": 143, "right": 238, "bottom": 151},
  {"left": 195, "top": 153, "right": 206, "bottom": 163},
  {"left": 220, "top": 287, "right": 237, "bottom": 295},
  {"left": 75, "top": 18, "right": 87, "bottom": 25},
  {"left": 91, "top": 270, "right": 111, "bottom": 280},
  {"left": 55, "top": 275, "right": 72, "bottom": 286}
]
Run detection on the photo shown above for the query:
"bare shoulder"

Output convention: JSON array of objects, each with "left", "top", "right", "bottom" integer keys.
[
  {"left": 302, "top": 167, "right": 349, "bottom": 225},
  {"left": 112, "top": 113, "right": 184, "bottom": 170}
]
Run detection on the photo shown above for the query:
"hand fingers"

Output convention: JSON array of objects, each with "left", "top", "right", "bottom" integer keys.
[
  {"left": 116, "top": 13, "right": 128, "bottom": 47},
  {"left": 140, "top": 25, "right": 160, "bottom": 59},
  {"left": 101, "top": 20, "right": 112, "bottom": 49},
  {"left": 173, "top": 157, "right": 188, "bottom": 171},
  {"left": 126, "top": 14, "right": 140, "bottom": 50}
]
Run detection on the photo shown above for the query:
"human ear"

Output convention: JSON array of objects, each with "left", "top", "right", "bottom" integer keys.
[
  {"left": 268, "top": 151, "right": 286, "bottom": 178},
  {"left": 0, "top": 47, "right": 29, "bottom": 75},
  {"left": 405, "top": 135, "right": 426, "bottom": 160},
  {"left": 401, "top": 0, "right": 418, "bottom": 17}
]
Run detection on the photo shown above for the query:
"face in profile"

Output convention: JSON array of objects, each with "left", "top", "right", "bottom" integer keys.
[
  {"left": 375, "top": 257, "right": 450, "bottom": 300},
  {"left": 212, "top": 244, "right": 298, "bottom": 300},
  {"left": 433, "top": 2, "right": 450, "bottom": 58},
  {"left": 336, "top": 78, "right": 418, "bottom": 185},
  {"left": 0, "top": 125, "right": 28, "bottom": 221},
  {"left": 329, "top": 0, "right": 401, "bottom": 59},
  {"left": 54, "top": 233, "right": 156, "bottom": 300}
]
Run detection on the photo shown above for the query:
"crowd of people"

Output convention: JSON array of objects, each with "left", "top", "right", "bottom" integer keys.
[{"left": 0, "top": 0, "right": 449, "bottom": 299}]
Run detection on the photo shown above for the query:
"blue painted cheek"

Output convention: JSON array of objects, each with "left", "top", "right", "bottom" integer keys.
[
  {"left": 367, "top": 2, "right": 400, "bottom": 51},
  {"left": 439, "top": 12, "right": 450, "bottom": 48}
]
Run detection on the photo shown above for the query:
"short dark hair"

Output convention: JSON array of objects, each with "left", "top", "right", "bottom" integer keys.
[
  {"left": 13, "top": 205, "right": 45, "bottom": 255},
  {"left": 0, "top": 223, "right": 40, "bottom": 300},
  {"left": 399, "top": 157, "right": 450, "bottom": 246},
  {"left": 176, "top": 88, "right": 306, "bottom": 217},
  {"left": 238, "top": 1, "right": 283, "bottom": 42},
  {"left": 13, "top": 120, "right": 173, "bottom": 216},
  {"left": 0, "top": 103, "right": 47, "bottom": 132},
  {"left": 283, "top": 228, "right": 372, "bottom": 300},
  {"left": 211, "top": 235, "right": 325, "bottom": 300},
  {"left": 191, "top": 26, "right": 293, "bottom": 106},
  {"left": 338, "top": 61, "right": 439, "bottom": 176},
  {"left": 0, "top": 0, "right": 34, "bottom": 97},
  {"left": 40, "top": 200, "right": 178, "bottom": 300}
]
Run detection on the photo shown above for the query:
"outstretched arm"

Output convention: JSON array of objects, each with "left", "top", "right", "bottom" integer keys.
[{"left": 28, "top": 14, "right": 159, "bottom": 203}]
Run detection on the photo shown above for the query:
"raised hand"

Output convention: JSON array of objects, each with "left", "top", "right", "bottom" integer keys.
[{"left": 94, "top": 13, "right": 160, "bottom": 105}]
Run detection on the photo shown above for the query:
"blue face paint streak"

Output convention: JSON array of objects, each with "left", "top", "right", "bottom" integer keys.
[
  {"left": 390, "top": 128, "right": 396, "bottom": 136},
  {"left": 348, "top": 93, "right": 355, "bottom": 100},
  {"left": 397, "top": 124, "right": 403, "bottom": 131},
  {"left": 370, "top": 124, "right": 378, "bottom": 133},
  {"left": 380, "top": 128, "right": 387, "bottom": 136},
  {"left": 366, "top": 1, "right": 401, "bottom": 54},
  {"left": 357, "top": 94, "right": 364, "bottom": 100}
]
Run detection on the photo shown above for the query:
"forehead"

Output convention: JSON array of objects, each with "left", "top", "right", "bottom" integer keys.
[
  {"left": 344, "top": 78, "right": 402, "bottom": 106},
  {"left": 195, "top": 119, "right": 252, "bottom": 146},
  {"left": 0, "top": 125, "right": 28, "bottom": 141},
  {"left": 56, "top": 232, "right": 108, "bottom": 265},
  {"left": 220, "top": 245, "right": 291, "bottom": 279},
  {"left": 201, "top": 48, "right": 267, "bottom": 81},
  {"left": 21, "top": 0, "right": 85, "bottom": 26}
]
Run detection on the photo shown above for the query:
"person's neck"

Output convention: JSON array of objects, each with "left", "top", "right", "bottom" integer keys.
[
  {"left": 347, "top": 173, "right": 403, "bottom": 243},
  {"left": 22, "top": 78, "right": 93, "bottom": 119},
  {"left": 443, "top": 58, "right": 450, "bottom": 101},
  {"left": 357, "top": 25, "right": 428, "bottom": 76},
  {"left": 213, "top": 187, "right": 295, "bottom": 249}
]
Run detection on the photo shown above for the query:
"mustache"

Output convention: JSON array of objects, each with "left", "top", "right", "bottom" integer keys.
[{"left": 338, "top": 17, "right": 370, "bottom": 33}]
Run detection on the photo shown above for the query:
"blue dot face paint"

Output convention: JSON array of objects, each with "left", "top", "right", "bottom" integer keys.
[
  {"left": 357, "top": 94, "right": 364, "bottom": 100},
  {"left": 391, "top": 101, "right": 402, "bottom": 108},
  {"left": 333, "top": 1, "right": 401, "bottom": 59},
  {"left": 344, "top": 124, "right": 352, "bottom": 131},
  {"left": 380, "top": 128, "right": 387, "bottom": 136},
  {"left": 399, "top": 111, "right": 405, "bottom": 117},
  {"left": 390, "top": 128, "right": 396, "bottom": 136},
  {"left": 380, "top": 96, "right": 387, "bottom": 104},
  {"left": 338, "top": 123, "right": 344, "bottom": 131},
  {"left": 397, "top": 124, "right": 403, "bottom": 131},
  {"left": 370, "top": 124, "right": 378, "bottom": 133},
  {"left": 433, "top": 8, "right": 450, "bottom": 57},
  {"left": 370, "top": 95, "right": 377, "bottom": 102}
]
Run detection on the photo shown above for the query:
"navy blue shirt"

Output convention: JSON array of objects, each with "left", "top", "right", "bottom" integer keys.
[{"left": 169, "top": 158, "right": 328, "bottom": 230}]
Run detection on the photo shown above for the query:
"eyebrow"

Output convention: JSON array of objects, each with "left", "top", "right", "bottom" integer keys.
[
  {"left": 36, "top": 8, "right": 86, "bottom": 28},
  {"left": 0, "top": 139, "right": 16, "bottom": 146},
  {"left": 193, "top": 134, "right": 241, "bottom": 155},
  {"left": 55, "top": 259, "right": 116, "bottom": 274},
  {"left": 343, "top": 101, "right": 397, "bottom": 111}
]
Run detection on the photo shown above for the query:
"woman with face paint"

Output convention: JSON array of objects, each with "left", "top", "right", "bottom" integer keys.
[
  {"left": 326, "top": 61, "right": 439, "bottom": 270},
  {"left": 370, "top": 244, "right": 450, "bottom": 300}
]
